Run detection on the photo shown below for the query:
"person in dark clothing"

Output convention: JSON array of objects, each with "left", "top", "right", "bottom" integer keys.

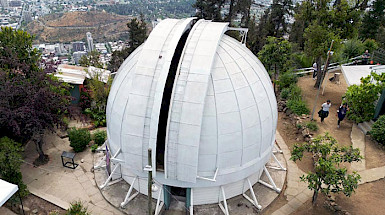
[
  {"left": 318, "top": 100, "right": 331, "bottom": 122},
  {"left": 337, "top": 103, "right": 349, "bottom": 128},
  {"left": 362, "top": 50, "right": 370, "bottom": 65}
]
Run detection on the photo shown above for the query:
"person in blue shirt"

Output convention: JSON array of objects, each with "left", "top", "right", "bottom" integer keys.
[{"left": 337, "top": 103, "right": 349, "bottom": 128}]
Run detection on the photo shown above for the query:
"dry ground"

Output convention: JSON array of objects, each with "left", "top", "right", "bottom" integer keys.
[{"left": 274, "top": 73, "right": 385, "bottom": 215}]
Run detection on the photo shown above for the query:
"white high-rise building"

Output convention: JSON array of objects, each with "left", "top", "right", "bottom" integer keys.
[{"left": 86, "top": 32, "right": 94, "bottom": 52}]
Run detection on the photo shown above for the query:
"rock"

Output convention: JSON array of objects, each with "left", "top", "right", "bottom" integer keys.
[
  {"left": 81, "top": 159, "right": 84, "bottom": 163},
  {"left": 302, "top": 128, "right": 310, "bottom": 137},
  {"left": 20, "top": 206, "right": 30, "bottom": 213},
  {"left": 283, "top": 107, "right": 288, "bottom": 112},
  {"left": 334, "top": 205, "right": 343, "bottom": 211},
  {"left": 296, "top": 138, "right": 300, "bottom": 141},
  {"left": 344, "top": 212, "right": 351, "bottom": 215},
  {"left": 329, "top": 195, "right": 336, "bottom": 202},
  {"left": 32, "top": 209, "right": 38, "bottom": 214}
]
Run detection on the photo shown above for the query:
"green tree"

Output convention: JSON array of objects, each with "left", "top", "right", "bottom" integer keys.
[
  {"left": 258, "top": 37, "right": 292, "bottom": 93},
  {"left": 79, "top": 50, "right": 103, "bottom": 68},
  {"left": 0, "top": 137, "right": 28, "bottom": 199},
  {"left": 344, "top": 72, "right": 385, "bottom": 123},
  {"left": 291, "top": 133, "right": 362, "bottom": 204},
  {"left": 108, "top": 16, "right": 148, "bottom": 72},
  {"left": 303, "top": 23, "right": 338, "bottom": 88},
  {"left": 341, "top": 38, "right": 364, "bottom": 59},
  {"left": 193, "top": 0, "right": 225, "bottom": 21},
  {"left": 0, "top": 27, "right": 70, "bottom": 163},
  {"left": 359, "top": 0, "right": 385, "bottom": 40}
]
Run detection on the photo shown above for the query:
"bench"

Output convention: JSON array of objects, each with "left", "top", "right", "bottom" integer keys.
[{"left": 61, "top": 151, "right": 78, "bottom": 169}]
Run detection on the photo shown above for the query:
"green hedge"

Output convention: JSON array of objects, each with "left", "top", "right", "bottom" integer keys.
[
  {"left": 93, "top": 130, "right": 107, "bottom": 146},
  {"left": 287, "top": 98, "right": 310, "bottom": 115},
  {"left": 369, "top": 115, "right": 385, "bottom": 145},
  {"left": 68, "top": 128, "right": 91, "bottom": 152}
]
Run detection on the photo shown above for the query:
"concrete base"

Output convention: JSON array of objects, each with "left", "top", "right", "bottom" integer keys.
[{"left": 94, "top": 149, "right": 287, "bottom": 214}]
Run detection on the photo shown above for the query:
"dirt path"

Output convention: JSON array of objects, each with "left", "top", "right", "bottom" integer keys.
[{"left": 297, "top": 73, "right": 353, "bottom": 147}]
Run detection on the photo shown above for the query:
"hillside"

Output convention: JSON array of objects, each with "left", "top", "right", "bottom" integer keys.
[{"left": 25, "top": 11, "right": 133, "bottom": 43}]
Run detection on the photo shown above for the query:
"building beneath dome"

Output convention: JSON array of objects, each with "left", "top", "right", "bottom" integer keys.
[{"left": 100, "top": 18, "right": 285, "bottom": 214}]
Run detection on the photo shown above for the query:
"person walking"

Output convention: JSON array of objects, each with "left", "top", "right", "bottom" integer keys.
[
  {"left": 318, "top": 100, "right": 331, "bottom": 122},
  {"left": 337, "top": 103, "right": 349, "bottom": 128},
  {"left": 312, "top": 62, "right": 317, "bottom": 80}
]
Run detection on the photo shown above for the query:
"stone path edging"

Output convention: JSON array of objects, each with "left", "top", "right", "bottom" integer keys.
[{"left": 271, "top": 132, "right": 313, "bottom": 215}]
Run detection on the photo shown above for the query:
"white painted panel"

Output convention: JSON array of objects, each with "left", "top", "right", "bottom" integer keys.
[
  {"left": 218, "top": 132, "right": 242, "bottom": 153},
  {"left": 215, "top": 91, "right": 238, "bottom": 114},
  {"left": 217, "top": 112, "right": 241, "bottom": 135}
]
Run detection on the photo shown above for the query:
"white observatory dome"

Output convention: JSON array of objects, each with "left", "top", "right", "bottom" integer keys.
[{"left": 105, "top": 18, "right": 278, "bottom": 208}]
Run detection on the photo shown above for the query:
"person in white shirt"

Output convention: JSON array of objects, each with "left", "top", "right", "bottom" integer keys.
[{"left": 318, "top": 100, "right": 331, "bottom": 122}]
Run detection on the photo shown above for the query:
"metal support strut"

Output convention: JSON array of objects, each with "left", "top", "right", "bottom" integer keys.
[
  {"left": 154, "top": 185, "right": 164, "bottom": 215},
  {"left": 259, "top": 166, "right": 281, "bottom": 193},
  {"left": 218, "top": 186, "right": 229, "bottom": 215},
  {"left": 99, "top": 163, "right": 121, "bottom": 189},
  {"left": 266, "top": 153, "right": 287, "bottom": 171},
  {"left": 120, "top": 176, "right": 139, "bottom": 208},
  {"left": 242, "top": 178, "right": 262, "bottom": 210}
]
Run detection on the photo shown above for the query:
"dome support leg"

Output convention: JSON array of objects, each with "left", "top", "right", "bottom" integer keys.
[
  {"left": 273, "top": 141, "right": 283, "bottom": 154},
  {"left": 154, "top": 185, "right": 164, "bottom": 215},
  {"left": 189, "top": 189, "right": 194, "bottom": 215},
  {"left": 259, "top": 166, "right": 281, "bottom": 193},
  {"left": 242, "top": 178, "right": 262, "bottom": 210},
  {"left": 99, "top": 163, "right": 121, "bottom": 189},
  {"left": 218, "top": 186, "right": 229, "bottom": 215},
  {"left": 266, "top": 153, "right": 287, "bottom": 171},
  {"left": 120, "top": 176, "right": 139, "bottom": 208}
]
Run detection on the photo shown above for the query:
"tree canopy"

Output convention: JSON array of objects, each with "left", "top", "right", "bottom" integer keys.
[
  {"left": 0, "top": 27, "right": 70, "bottom": 161},
  {"left": 291, "top": 133, "right": 362, "bottom": 204},
  {"left": 108, "top": 16, "right": 148, "bottom": 73}
]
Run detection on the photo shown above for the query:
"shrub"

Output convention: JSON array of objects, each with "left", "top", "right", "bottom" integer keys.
[
  {"left": 280, "top": 88, "right": 290, "bottom": 99},
  {"left": 342, "top": 38, "right": 364, "bottom": 59},
  {"left": 66, "top": 201, "right": 90, "bottom": 215},
  {"left": 369, "top": 115, "right": 385, "bottom": 145},
  {"left": 344, "top": 72, "right": 385, "bottom": 123},
  {"left": 0, "top": 137, "right": 28, "bottom": 199},
  {"left": 288, "top": 84, "right": 302, "bottom": 100},
  {"left": 305, "top": 121, "right": 318, "bottom": 131},
  {"left": 68, "top": 128, "right": 91, "bottom": 152},
  {"left": 277, "top": 72, "right": 298, "bottom": 90},
  {"left": 91, "top": 144, "right": 99, "bottom": 153},
  {"left": 84, "top": 108, "right": 106, "bottom": 127},
  {"left": 93, "top": 130, "right": 107, "bottom": 146},
  {"left": 287, "top": 98, "right": 310, "bottom": 115}
]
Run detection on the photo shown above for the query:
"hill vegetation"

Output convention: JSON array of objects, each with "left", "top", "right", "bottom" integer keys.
[{"left": 25, "top": 11, "right": 133, "bottom": 43}]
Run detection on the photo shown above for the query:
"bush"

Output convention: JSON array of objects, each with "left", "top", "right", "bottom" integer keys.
[
  {"left": 84, "top": 108, "right": 106, "bottom": 127},
  {"left": 305, "top": 121, "right": 318, "bottom": 131},
  {"left": 93, "top": 130, "right": 107, "bottom": 146},
  {"left": 342, "top": 38, "right": 364, "bottom": 59},
  {"left": 369, "top": 115, "right": 385, "bottom": 145},
  {"left": 287, "top": 98, "right": 310, "bottom": 115},
  {"left": 288, "top": 84, "right": 302, "bottom": 100},
  {"left": 0, "top": 137, "right": 28, "bottom": 199},
  {"left": 68, "top": 128, "right": 91, "bottom": 152},
  {"left": 280, "top": 88, "right": 290, "bottom": 99},
  {"left": 277, "top": 72, "right": 298, "bottom": 90},
  {"left": 91, "top": 144, "right": 99, "bottom": 153},
  {"left": 344, "top": 72, "right": 385, "bottom": 123},
  {"left": 66, "top": 201, "right": 90, "bottom": 215}
]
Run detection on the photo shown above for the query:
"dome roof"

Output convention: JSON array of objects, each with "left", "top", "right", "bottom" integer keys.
[{"left": 106, "top": 18, "right": 277, "bottom": 187}]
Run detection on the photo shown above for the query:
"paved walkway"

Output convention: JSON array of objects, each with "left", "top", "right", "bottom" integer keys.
[
  {"left": 0, "top": 207, "right": 17, "bottom": 215},
  {"left": 271, "top": 132, "right": 313, "bottom": 215},
  {"left": 351, "top": 124, "right": 366, "bottom": 172},
  {"left": 21, "top": 131, "right": 124, "bottom": 215}
]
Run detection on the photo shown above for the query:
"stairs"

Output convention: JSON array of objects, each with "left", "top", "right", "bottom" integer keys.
[{"left": 357, "top": 120, "right": 375, "bottom": 135}]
